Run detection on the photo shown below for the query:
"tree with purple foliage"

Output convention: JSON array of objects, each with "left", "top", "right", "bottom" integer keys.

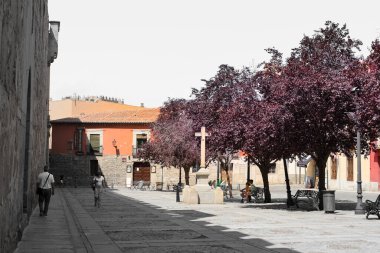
[
  {"left": 232, "top": 49, "right": 293, "bottom": 203},
  {"left": 189, "top": 65, "right": 252, "bottom": 198},
  {"left": 359, "top": 40, "right": 380, "bottom": 141},
  {"left": 270, "top": 21, "right": 365, "bottom": 209},
  {"left": 139, "top": 98, "right": 199, "bottom": 186}
]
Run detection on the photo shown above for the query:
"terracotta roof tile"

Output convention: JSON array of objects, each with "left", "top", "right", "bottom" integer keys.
[{"left": 51, "top": 108, "right": 160, "bottom": 124}]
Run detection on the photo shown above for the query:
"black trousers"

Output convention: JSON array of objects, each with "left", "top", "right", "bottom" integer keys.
[{"left": 38, "top": 188, "right": 52, "bottom": 215}]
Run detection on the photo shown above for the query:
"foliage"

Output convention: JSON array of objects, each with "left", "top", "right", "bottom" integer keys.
[
  {"left": 139, "top": 98, "right": 199, "bottom": 185},
  {"left": 141, "top": 21, "right": 380, "bottom": 207},
  {"left": 359, "top": 40, "right": 380, "bottom": 141},
  {"left": 263, "top": 21, "right": 365, "bottom": 208},
  {"left": 188, "top": 65, "right": 253, "bottom": 197}
]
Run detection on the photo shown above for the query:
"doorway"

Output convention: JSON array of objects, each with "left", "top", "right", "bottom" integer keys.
[
  {"left": 90, "top": 160, "right": 99, "bottom": 176},
  {"left": 133, "top": 162, "right": 150, "bottom": 183}
]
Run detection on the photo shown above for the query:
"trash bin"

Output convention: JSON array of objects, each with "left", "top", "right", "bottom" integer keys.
[{"left": 323, "top": 190, "right": 335, "bottom": 213}]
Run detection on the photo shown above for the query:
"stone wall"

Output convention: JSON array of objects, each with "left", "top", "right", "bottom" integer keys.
[
  {"left": 50, "top": 154, "right": 199, "bottom": 189},
  {"left": 0, "top": 1, "right": 50, "bottom": 252},
  {"left": 50, "top": 154, "right": 304, "bottom": 191}
]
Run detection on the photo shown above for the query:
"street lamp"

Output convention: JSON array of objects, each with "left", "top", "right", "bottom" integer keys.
[
  {"left": 48, "top": 21, "right": 60, "bottom": 65},
  {"left": 176, "top": 167, "right": 182, "bottom": 202},
  {"left": 354, "top": 128, "right": 365, "bottom": 214},
  {"left": 217, "top": 159, "right": 220, "bottom": 186},
  {"left": 348, "top": 86, "right": 365, "bottom": 215},
  {"left": 246, "top": 155, "right": 251, "bottom": 182}
]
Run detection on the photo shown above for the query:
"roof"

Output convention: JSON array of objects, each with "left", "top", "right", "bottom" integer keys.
[
  {"left": 51, "top": 108, "right": 160, "bottom": 124},
  {"left": 49, "top": 99, "right": 151, "bottom": 120}
]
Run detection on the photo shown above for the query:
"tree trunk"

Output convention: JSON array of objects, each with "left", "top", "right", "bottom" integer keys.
[
  {"left": 316, "top": 152, "right": 329, "bottom": 210},
  {"left": 259, "top": 167, "right": 271, "bottom": 203},
  {"left": 283, "top": 158, "right": 295, "bottom": 207},
  {"left": 224, "top": 166, "right": 233, "bottom": 198},
  {"left": 183, "top": 166, "right": 190, "bottom": 185}
]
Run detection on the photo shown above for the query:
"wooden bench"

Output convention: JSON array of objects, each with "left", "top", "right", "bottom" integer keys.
[
  {"left": 132, "top": 180, "right": 150, "bottom": 190},
  {"left": 363, "top": 194, "right": 380, "bottom": 219},
  {"left": 240, "top": 186, "right": 264, "bottom": 203},
  {"left": 292, "top": 189, "right": 320, "bottom": 211},
  {"left": 172, "top": 183, "right": 184, "bottom": 192}
]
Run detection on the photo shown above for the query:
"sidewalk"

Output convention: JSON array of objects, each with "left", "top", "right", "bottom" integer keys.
[
  {"left": 14, "top": 189, "right": 123, "bottom": 253},
  {"left": 13, "top": 186, "right": 380, "bottom": 253}
]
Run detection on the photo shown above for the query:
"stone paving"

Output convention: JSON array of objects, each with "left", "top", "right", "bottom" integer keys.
[{"left": 13, "top": 185, "right": 380, "bottom": 253}]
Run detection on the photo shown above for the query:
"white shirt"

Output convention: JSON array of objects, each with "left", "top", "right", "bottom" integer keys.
[
  {"left": 38, "top": 172, "right": 55, "bottom": 189},
  {"left": 93, "top": 176, "right": 104, "bottom": 188}
]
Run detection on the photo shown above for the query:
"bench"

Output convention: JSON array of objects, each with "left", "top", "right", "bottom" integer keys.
[
  {"left": 132, "top": 180, "right": 150, "bottom": 190},
  {"left": 220, "top": 184, "right": 230, "bottom": 199},
  {"left": 292, "top": 189, "right": 320, "bottom": 211},
  {"left": 363, "top": 194, "right": 380, "bottom": 219},
  {"left": 172, "top": 183, "right": 184, "bottom": 192},
  {"left": 240, "top": 186, "right": 264, "bottom": 203}
]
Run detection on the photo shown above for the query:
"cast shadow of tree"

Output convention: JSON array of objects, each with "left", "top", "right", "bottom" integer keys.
[
  {"left": 225, "top": 197, "right": 357, "bottom": 212},
  {"left": 85, "top": 190, "right": 301, "bottom": 253}
]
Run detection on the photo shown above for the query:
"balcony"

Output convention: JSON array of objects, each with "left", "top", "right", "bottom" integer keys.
[
  {"left": 87, "top": 146, "right": 103, "bottom": 156},
  {"left": 132, "top": 146, "right": 144, "bottom": 157}
]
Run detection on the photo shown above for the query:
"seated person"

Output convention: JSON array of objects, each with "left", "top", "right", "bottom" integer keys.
[
  {"left": 240, "top": 181, "right": 252, "bottom": 203},
  {"left": 250, "top": 183, "right": 258, "bottom": 196}
]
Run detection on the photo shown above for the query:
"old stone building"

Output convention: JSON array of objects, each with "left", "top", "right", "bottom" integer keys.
[{"left": 0, "top": 1, "right": 58, "bottom": 252}]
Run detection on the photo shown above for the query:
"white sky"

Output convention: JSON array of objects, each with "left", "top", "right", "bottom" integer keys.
[{"left": 48, "top": 0, "right": 380, "bottom": 108}]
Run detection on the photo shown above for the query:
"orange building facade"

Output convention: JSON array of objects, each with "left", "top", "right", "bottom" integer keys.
[{"left": 49, "top": 101, "right": 161, "bottom": 187}]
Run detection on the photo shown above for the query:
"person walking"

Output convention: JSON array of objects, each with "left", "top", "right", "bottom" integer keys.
[
  {"left": 92, "top": 171, "right": 105, "bottom": 208},
  {"left": 36, "top": 165, "right": 55, "bottom": 216}
]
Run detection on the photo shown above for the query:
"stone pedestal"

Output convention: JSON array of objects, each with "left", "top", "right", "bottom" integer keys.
[
  {"left": 183, "top": 168, "right": 223, "bottom": 204},
  {"left": 183, "top": 185, "right": 198, "bottom": 204},
  {"left": 214, "top": 187, "right": 224, "bottom": 204}
]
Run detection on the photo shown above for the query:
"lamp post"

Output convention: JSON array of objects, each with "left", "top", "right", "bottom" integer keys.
[
  {"left": 217, "top": 159, "right": 220, "bottom": 186},
  {"left": 354, "top": 126, "right": 365, "bottom": 214},
  {"left": 176, "top": 167, "right": 182, "bottom": 202},
  {"left": 350, "top": 86, "right": 365, "bottom": 215},
  {"left": 247, "top": 156, "right": 251, "bottom": 182},
  {"left": 48, "top": 21, "right": 60, "bottom": 65}
]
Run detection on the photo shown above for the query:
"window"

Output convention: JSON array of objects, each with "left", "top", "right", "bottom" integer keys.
[
  {"left": 133, "top": 130, "right": 150, "bottom": 156},
  {"left": 136, "top": 133, "right": 147, "bottom": 148},
  {"left": 90, "top": 134, "right": 100, "bottom": 153},
  {"left": 74, "top": 128, "right": 84, "bottom": 154},
  {"left": 86, "top": 129, "right": 103, "bottom": 155}
]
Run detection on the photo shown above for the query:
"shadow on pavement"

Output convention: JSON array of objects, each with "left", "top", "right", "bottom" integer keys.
[
  {"left": 226, "top": 197, "right": 357, "bottom": 212},
  {"left": 71, "top": 189, "right": 300, "bottom": 253}
]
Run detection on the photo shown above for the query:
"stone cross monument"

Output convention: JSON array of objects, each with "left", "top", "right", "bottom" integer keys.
[
  {"left": 183, "top": 126, "right": 223, "bottom": 204},
  {"left": 195, "top": 126, "right": 209, "bottom": 169}
]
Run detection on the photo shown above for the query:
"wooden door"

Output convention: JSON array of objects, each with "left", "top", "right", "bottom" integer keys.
[
  {"left": 347, "top": 157, "right": 353, "bottom": 181},
  {"left": 331, "top": 157, "right": 337, "bottom": 180},
  {"left": 133, "top": 162, "right": 151, "bottom": 183}
]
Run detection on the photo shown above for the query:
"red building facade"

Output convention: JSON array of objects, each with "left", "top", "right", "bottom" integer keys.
[{"left": 50, "top": 109, "right": 159, "bottom": 187}]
